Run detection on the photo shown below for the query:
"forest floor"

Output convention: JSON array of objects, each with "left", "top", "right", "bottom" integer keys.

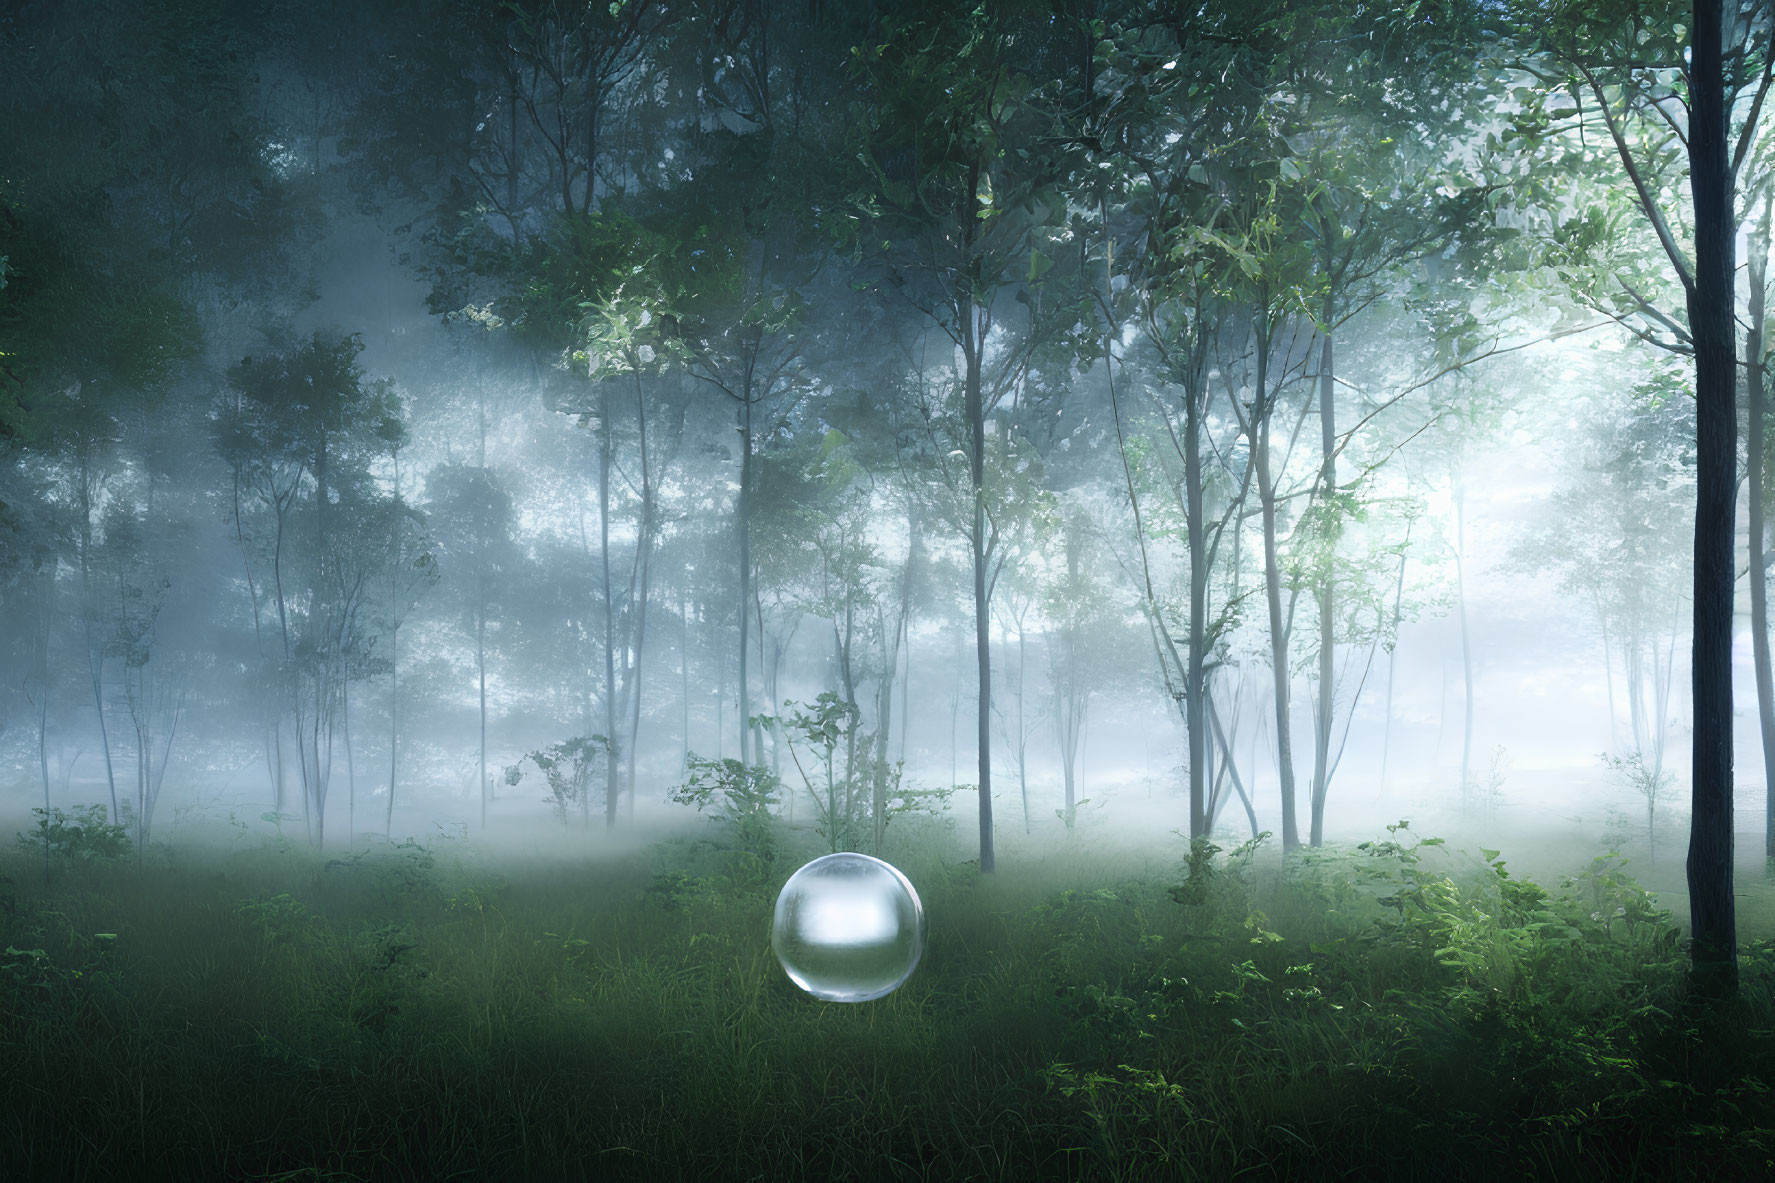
[{"left": 3, "top": 810, "right": 1775, "bottom": 1181}]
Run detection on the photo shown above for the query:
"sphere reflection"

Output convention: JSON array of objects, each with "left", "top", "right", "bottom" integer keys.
[{"left": 770, "top": 852, "right": 925, "bottom": 1002}]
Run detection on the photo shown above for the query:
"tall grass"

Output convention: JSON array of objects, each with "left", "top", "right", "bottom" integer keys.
[{"left": 3, "top": 816, "right": 1773, "bottom": 1180}]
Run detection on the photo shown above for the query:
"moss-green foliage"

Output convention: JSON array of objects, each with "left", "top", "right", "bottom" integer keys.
[
  {"left": 1, "top": 823, "right": 1772, "bottom": 1181},
  {"left": 665, "top": 754, "right": 782, "bottom": 890},
  {"left": 14, "top": 805, "right": 133, "bottom": 865}
]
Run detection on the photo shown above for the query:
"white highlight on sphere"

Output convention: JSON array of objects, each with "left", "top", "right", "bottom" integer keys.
[{"left": 771, "top": 852, "right": 926, "bottom": 1003}]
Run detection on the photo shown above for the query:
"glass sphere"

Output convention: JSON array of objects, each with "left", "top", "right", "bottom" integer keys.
[{"left": 771, "top": 852, "right": 926, "bottom": 1002}]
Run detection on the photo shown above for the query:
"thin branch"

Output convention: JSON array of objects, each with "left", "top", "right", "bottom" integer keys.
[{"left": 1573, "top": 59, "right": 1697, "bottom": 292}]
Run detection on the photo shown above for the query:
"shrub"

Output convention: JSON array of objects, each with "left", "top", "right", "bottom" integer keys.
[
  {"left": 667, "top": 754, "right": 781, "bottom": 888},
  {"left": 15, "top": 805, "right": 132, "bottom": 864}
]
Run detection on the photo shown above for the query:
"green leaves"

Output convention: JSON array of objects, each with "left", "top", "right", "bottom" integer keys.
[
  {"left": 667, "top": 755, "right": 782, "bottom": 885},
  {"left": 784, "top": 692, "right": 860, "bottom": 760},
  {"left": 511, "top": 736, "right": 610, "bottom": 825},
  {"left": 15, "top": 806, "right": 132, "bottom": 864}
]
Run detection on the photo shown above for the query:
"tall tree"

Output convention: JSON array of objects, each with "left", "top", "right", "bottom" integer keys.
[
  {"left": 427, "top": 461, "right": 516, "bottom": 831},
  {"left": 847, "top": 0, "right": 1074, "bottom": 871},
  {"left": 218, "top": 332, "right": 401, "bottom": 845},
  {"left": 1519, "top": 0, "right": 1775, "bottom": 991},
  {"left": 375, "top": 419, "right": 437, "bottom": 837},
  {"left": 1685, "top": 0, "right": 1744, "bottom": 992},
  {"left": 1087, "top": 8, "right": 1263, "bottom": 841}
]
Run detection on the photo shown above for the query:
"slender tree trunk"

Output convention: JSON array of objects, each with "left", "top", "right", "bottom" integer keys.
[
  {"left": 901, "top": 519, "right": 914, "bottom": 766},
  {"left": 310, "top": 437, "right": 333, "bottom": 849},
  {"left": 1016, "top": 625, "right": 1030, "bottom": 833},
  {"left": 950, "top": 629, "right": 961, "bottom": 790},
  {"left": 1060, "top": 698, "right": 1077, "bottom": 821},
  {"left": 837, "top": 598, "right": 860, "bottom": 848},
  {"left": 680, "top": 593, "right": 691, "bottom": 771},
  {"left": 1656, "top": 612, "right": 1679, "bottom": 781},
  {"left": 310, "top": 685, "right": 328, "bottom": 850},
  {"left": 874, "top": 633, "right": 893, "bottom": 855},
  {"left": 507, "top": 81, "right": 520, "bottom": 224},
  {"left": 966, "top": 299, "right": 995, "bottom": 873},
  {"left": 737, "top": 381, "right": 754, "bottom": 768},
  {"left": 77, "top": 481, "right": 121, "bottom": 824},
  {"left": 1599, "top": 600, "right": 1621, "bottom": 750},
  {"left": 583, "top": 77, "right": 600, "bottom": 215},
  {"left": 147, "top": 695, "right": 180, "bottom": 847},
  {"left": 1627, "top": 626, "right": 1649, "bottom": 758},
  {"left": 267, "top": 491, "right": 292, "bottom": 827},
  {"left": 386, "top": 623, "right": 398, "bottom": 837},
  {"left": 1078, "top": 716, "right": 1089, "bottom": 810},
  {"left": 1687, "top": 0, "right": 1738, "bottom": 990},
  {"left": 1649, "top": 792, "right": 1657, "bottom": 865},
  {"left": 960, "top": 157, "right": 996, "bottom": 873},
  {"left": 229, "top": 458, "right": 279, "bottom": 814},
  {"left": 1455, "top": 485, "right": 1475, "bottom": 805},
  {"left": 37, "top": 687, "right": 50, "bottom": 843},
  {"left": 601, "top": 382, "right": 619, "bottom": 828},
  {"left": 1255, "top": 407, "right": 1299, "bottom": 853},
  {"left": 478, "top": 601, "right": 488, "bottom": 832},
  {"left": 623, "top": 367, "right": 655, "bottom": 820},
  {"left": 883, "top": 500, "right": 918, "bottom": 844},
  {"left": 1380, "top": 539, "right": 1409, "bottom": 791},
  {"left": 1311, "top": 328, "right": 1336, "bottom": 847},
  {"left": 34, "top": 568, "right": 54, "bottom": 880},
  {"left": 1183, "top": 351, "right": 1209, "bottom": 841},
  {"left": 84, "top": 624, "right": 120, "bottom": 825},
  {"left": 134, "top": 699, "right": 148, "bottom": 855},
  {"left": 1209, "top": 697, "right": 1260, "bottom": 840},
  {"left": 624, "top": 560, "right": 650, "bottom": 822},
  {"left": 1748, "top": 194, "right": 1775, "bottom": 863},
  {"left": 343, "top": 680, "right": 355, "bottom": 850}
]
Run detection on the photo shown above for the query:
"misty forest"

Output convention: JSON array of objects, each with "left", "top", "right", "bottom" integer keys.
[{"left": 11, "top": 0, "right": 1775, "bottom": 1177}]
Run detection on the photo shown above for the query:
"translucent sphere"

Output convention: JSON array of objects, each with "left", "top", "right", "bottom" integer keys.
[{"left": 771, "top": 852, "right": 926, "bottom": 1002}]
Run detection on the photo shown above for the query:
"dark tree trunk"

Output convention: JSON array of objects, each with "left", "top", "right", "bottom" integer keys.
[{"left": 1686, "top": 0, "right": 1739, "bottom": 992}]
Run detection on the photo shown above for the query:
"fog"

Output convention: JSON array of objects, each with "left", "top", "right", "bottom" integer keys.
[
  {"left": 2, "top": 0, "right": 1767, "bottom": 906},
  {"left": 18, "top": 4, "right": 1775, "bottom": 1176},
  {"left": 0, "top": 218, "right": 1734, "bottom": 892}
]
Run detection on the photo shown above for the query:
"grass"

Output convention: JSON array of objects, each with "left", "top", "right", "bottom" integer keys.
[{"left": 3, "top": 813, "right": 1775, "bottom": 1181}]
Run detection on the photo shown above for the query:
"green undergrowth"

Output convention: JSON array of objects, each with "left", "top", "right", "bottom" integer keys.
[{"left": 3, "top": 818, "right": 1774, "bottom": 1181}]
